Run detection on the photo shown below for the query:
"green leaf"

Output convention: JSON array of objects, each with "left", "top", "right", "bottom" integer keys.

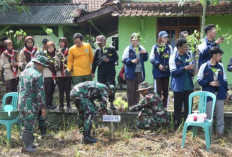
[
  {"left": 9, "top": 30, "right": 14, "bottom": 34},
  {"left": 46, "top": 28, "right": 53, "bottom": 35}
]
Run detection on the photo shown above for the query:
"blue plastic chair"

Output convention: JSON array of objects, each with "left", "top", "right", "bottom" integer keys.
[
  {"left": 181, "top": 91, "right": 216, "bottom": 151},
  {"left": 0, "top": 92, "right": 19, "bottom": 142}
]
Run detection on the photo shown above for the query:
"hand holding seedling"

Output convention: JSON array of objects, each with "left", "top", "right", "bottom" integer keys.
[
  {"left": 159, "top": 64, "right": 165, "bottom": 71},
  {"left": 140, "top": 49, "right": 146, "bottom": 54},
  {"left": 131, "top": 59, "right": 138, "bottom": 64},
  {"left": 185, "top": 64, "right": 194, "bottom": 70},
  {"left": 209, "top": 81, "right": 219, "bottom": 87},
  {"left": 215, "top": 37, "right": 224, "bottom": 44}
]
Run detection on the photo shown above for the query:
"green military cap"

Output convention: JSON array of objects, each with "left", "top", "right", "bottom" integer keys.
[
  {"left": 137, "top": 82, "right": 153, "bottom": 92},
  {"left": 32, "top": 55, "right": 49, "bottom": 67},
  {"left": 34, "top": 50, "right": 46, "bottom": 57}
]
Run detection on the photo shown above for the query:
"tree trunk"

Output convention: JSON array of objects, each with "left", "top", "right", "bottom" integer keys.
[{"left": 200, "top": 0, "right": 207, "bottom": 39}]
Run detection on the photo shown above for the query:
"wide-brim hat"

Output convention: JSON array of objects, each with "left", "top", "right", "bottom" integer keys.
[
  {"left": 32, "top": 55, "right": 49, "bottom": 67},
  {"left": 137, "top": 82, "right": 153, "bottom": 92}
]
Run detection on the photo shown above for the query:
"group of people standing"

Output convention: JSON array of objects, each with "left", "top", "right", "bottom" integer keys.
[
  {"left": 123, "top": 24, "right": 228, "bottom": 135},
  {"left": 0, "top": 23, "right": 229, "bottom": 151},
  {"left": 0, "top": 32, "right": 119, "bottom": 151}
]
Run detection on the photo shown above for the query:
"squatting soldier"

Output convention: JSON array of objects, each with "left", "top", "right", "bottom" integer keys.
[
  {"left": 19, "top": 55, "right": 48, "bottom": 152},
  {"left": 70, "top": 81, "right": 114, "bottom": 144},
  {"left": 129, "top": 82, "right": 168, "bottom": 130},
  {"left": 92, "top": 35, "right": 119, "bottom": 109}
]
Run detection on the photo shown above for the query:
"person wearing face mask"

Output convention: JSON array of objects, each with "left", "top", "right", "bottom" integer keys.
[
  {"left": 198, "top": 24, "right": 224, "bottom": 69},
  {"left": 55, "top": 37, "right": 72, "bottom": 111},
  {"left": 92, "top": 35, "right": 118, "bottom": 109},
  {"left": 43, "top": 41, "right": 57, "bottom": 110},
  {"left": 122, "top": 33, "right": 148, "bottom": 107},
  {"left": 150, "top": 31, "right": 172, "bottom": 108},
  {"left": 1, "top": 39, "right": 19, "bottom": 103},
  {"left": 19, "top": 36, "right": 37, "bottom": 71}
]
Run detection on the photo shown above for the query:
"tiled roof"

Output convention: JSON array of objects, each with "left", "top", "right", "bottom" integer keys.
[
  {"left": 0, "top": 4, "right": 81, "bottom": 25},
  {"left": 72, "top": 0, "right": 107, "bottom": 11},
  {"left": 113, "top": 1, "right": 232, "bottom": 16}
]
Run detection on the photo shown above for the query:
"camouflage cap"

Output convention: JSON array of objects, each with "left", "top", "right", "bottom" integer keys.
[
  {"left": 137, "top": 82, "right": 153, "bottom": 92},
  {"left": 31, "top": 55, "right": 49, "bottom": 67},
  {"left": 34, "top": 50, "right": 45, "bottom": 57}
]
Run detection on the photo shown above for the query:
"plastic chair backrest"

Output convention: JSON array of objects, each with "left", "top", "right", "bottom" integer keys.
[
  {"left": 188, "top": 91, "right": 216, "bottom": 123},
  {"left": 1, "top": 92, "right": 18, "bottom": 110}
]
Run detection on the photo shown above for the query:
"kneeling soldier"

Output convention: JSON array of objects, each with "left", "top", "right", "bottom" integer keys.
[
  {"left": 129, "top": 82, "right": 168, "bottom": 130},
  {"left": 70, "top": 81, "right": 114, "bottom": 144}
]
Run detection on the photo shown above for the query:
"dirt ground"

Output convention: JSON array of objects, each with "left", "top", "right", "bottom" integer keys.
[
  {"left": 0, "top": 125, "right": 232, "bottom": 157},
  {"left": 1, "top": 91, "right": 232, "bottom": 157}
]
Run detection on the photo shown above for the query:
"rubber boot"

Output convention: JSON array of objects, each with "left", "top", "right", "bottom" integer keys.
[
  {"left": 82, "top": 131, "right": 97, "bottom": 144},
  {"left": 88, "top": 130, "right": 97, "bottom": 142},
  {"left": 40, "top": 126, "right": 46, "bottom": 139},
  {"left": 31, "top": 135, "right": 39, "bottom": 148},
  {"left": 21, "top": 131, "right": 37, "bottom": 153}
]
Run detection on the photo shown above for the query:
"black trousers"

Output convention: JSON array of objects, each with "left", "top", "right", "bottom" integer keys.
[
  {"left": 156, "top": 77, "right": 169, "bottom": 108},
  {"left": 57, "top": 77, "right": 71, "bottom": 107},
  {"left": 5, "top": 78, "right": 18, "bottom": 104},
  {"left": 44, "top": 77, "right": 55, "bottom": 107},
  {"left": 173, "top": 90, "right": 193, "bottom": 129},
  {"left": 98, "top": 70, "right": 116, "bottom": 103}
]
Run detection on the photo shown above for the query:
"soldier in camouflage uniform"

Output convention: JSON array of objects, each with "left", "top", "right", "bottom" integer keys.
[
  {"left": 70, "top": 81, "right": 114, "bottom": 144},
  {"left": 129, "top": 82, "right": 168, "bottom": 130},
  {"left": 19, "top": 55, "right": 48, "bottom": 152}
]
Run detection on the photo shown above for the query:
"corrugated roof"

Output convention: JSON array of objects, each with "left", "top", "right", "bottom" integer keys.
[
  {"left": 0, "top": 4, "right": 81, "bottom": 25},
  {"left": 72, "top": 0, "right": 107, "bottom": 11},
  {"left": 113, "top": 1, "right": 232, "bottom": 17}
]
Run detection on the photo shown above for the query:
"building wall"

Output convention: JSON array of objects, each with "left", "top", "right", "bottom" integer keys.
[{"left": 118, "top": 15, "right": 232, "bottom": 84}]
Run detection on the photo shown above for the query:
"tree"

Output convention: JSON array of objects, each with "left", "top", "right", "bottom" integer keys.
[{"left": 0, "top": 0, "right": 27, "bottom": 13}]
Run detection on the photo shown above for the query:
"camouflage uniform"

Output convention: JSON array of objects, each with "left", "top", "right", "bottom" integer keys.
[
  {"left": 129, "top": 91, "right": 168, "bottom": 130},
  {"left": 18, "top": 61, "right": 46, "bottom": 134},
  {"left": 25, "top": 50, "right": 49, "bottom": 69},
  {"left": 70, "top": 81, "right": 109, "bottom": 132}
]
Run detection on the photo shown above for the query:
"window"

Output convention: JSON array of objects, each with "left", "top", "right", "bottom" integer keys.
[{"left": 157, "top": 17, "right": 200, "bottom": 48}]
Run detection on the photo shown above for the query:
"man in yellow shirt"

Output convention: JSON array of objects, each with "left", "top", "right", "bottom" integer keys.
[{"left": 67, "top": 33, "right": 94, "bottom": 85}]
